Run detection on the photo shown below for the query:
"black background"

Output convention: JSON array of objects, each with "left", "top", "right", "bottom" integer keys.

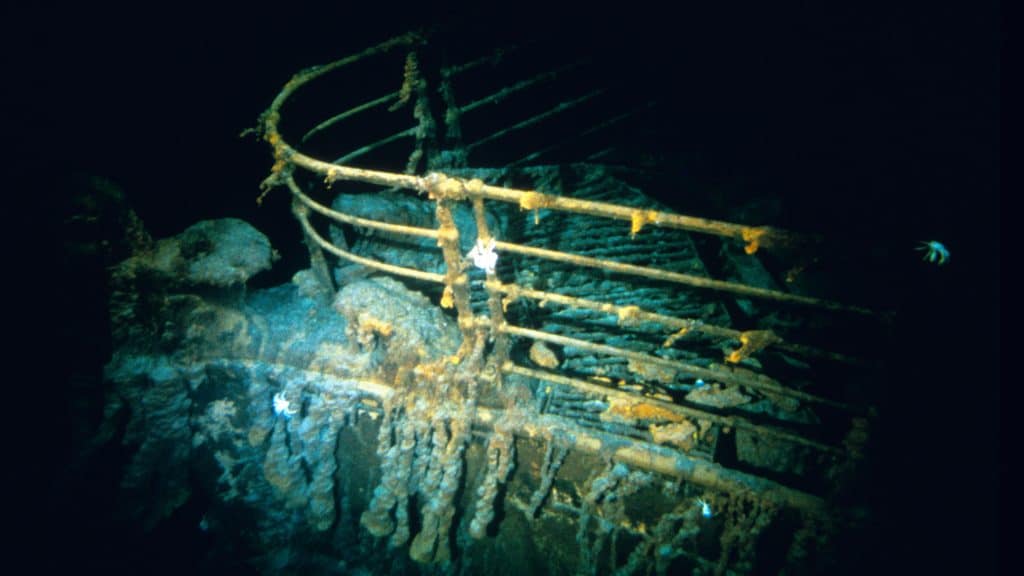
[{"left": 11, "top": 1, "right": 1000, "bottom": 573}]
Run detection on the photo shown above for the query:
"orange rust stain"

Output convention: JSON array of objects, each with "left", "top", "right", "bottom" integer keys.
[{"left": 604, "top": 398, "right": 684, "bottom": 423}]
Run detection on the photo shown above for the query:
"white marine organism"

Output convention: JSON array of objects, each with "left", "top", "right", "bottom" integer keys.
[
  {"left": 467, "top": 237, "right": 498, "bottom": 274},
  {"left": 916, "top": 240, "right": 949, "bottom": 265},
  {"left": 696, "top": 497, "right": 712, "bottom": 518},
  {"left": 273, "top": 391, "right": 298, "bottom": 417}
]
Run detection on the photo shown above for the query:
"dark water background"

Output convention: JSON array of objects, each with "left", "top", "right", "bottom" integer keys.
[{"left": 11, "top": 2, "right": 999, "bottom": 573}]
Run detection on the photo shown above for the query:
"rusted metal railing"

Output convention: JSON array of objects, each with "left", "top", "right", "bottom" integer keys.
[{"left": 252, "top": 32, "right": 881, "bottom": 511}]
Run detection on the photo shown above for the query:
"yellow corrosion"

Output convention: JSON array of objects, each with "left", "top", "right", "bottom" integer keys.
[
  {"left": 499, "top": 283, "right": 519, "bottom": 313},
  {"left": 629, "top": 209, "right": 659, "bottom": 238},
  {"left": 389, "top": 52, "right": 418, "bottom": 111},
  {"left": 257, "top": 129, "right": 289, "bottom": 206},
  {"left": 440, "top": 285, "right": 454, "bottom": 309},
  {"left": 425, "top": 173, "right": 467, "bottom": 201},
  {"left": 324, "top": 166, "right": 341, "bottom": 187},
  {"left": 627, "top": 358, "right": 677, "bottom": 385},
  {"left": 647, "top": 392, "right": 674, "bottom": 403},
  {"left": 519, "top": 191, "right": 555, "bottom": 224},
  {"left": 662, "top": 326, "right": 690, "bottom": 348},
  {"left": 725, "top": 330, "right": 781, "bottom": 364},
  {"left": 518, "top": 191, "right": 548, "bottom": 211},
  {"left": 616, "top": 305, "right": 642, "bottom": 326},
  {"left": 741, "top": 226, "right": 768, "bottom": 255},
  {"left": 649, "top": 419, "right": 698, "bottom": 450},
  {"left": 528, "top": 341, "right": 560, "bottom": 369},
  {"left": 413, "top": 359, "right": 446, "bottom": 381},
  {"left": 360, "top": 316, "right": 393, "bottom": 338},
  {"left": 601, "top": 397, "right": 685, "bottom": 424}
]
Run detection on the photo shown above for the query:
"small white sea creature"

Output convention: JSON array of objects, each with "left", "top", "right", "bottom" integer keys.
[
  {"left": 696, "top": 497, "right": 712, "bottom": 518},
  {"left": 273, "top": 392, "right": 297, "bottom": 417},
  {"left": 467, "top": 237, "right": 498, "bottom": 273},
  {"left": 916, "top": 240, "right": 949, "bottom": 265}
]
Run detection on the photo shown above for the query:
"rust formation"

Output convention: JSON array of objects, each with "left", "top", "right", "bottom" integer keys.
[
  {"left": 245, "top": 32, "right": 888, "bottom": 573},
  {"left": 239, "top": 30, "right": 887, "bottom": 573}
]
